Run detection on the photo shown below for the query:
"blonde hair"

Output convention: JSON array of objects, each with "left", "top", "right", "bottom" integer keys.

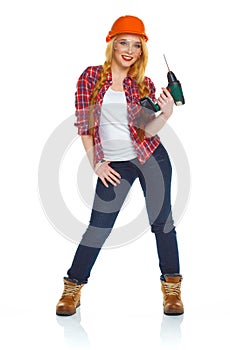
[{"left": 89, "top": 36, "right": 150, "bottom": 140}]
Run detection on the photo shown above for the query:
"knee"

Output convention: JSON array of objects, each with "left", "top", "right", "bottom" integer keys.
[
  {"left": 151, "top": 214, "right": 175, "bottom": 234},
  {"left": 89, "top": 209, "right": 118, "bottom": 228},
  {"left": 80, "top": 225, "right": 112, "bottom": 248}
]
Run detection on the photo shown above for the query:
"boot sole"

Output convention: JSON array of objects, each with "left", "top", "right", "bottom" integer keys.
[{"left": 164, "top": 310, "right": 184, "bottom": 316}]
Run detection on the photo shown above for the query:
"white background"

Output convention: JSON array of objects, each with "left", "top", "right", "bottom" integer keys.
[{"left": 1, "top": 0, "right": 229, "bottom": 349}]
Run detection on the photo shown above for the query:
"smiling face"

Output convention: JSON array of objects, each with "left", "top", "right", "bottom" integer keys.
[{"left": 112, "top": 34, "right": 142, "bottom": 70}]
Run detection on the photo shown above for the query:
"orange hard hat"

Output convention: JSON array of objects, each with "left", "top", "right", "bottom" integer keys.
[{"left": 106, "top": 15, "right": 148, "bottom": 42}]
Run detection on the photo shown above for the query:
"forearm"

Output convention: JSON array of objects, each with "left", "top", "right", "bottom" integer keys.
[
  {"left": 81, "top": 135, "right": 94, "bottom": 169},
  {"left": 145, "top": 87, "right": 174, "bottom": 137},
  {"left": 145, "top": 112, "right": 169, "bottom": 138}
]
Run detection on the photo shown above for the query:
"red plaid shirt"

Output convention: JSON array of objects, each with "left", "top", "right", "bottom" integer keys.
[{"left": 74, "top": 65, "right": 160, "bottom": 165}]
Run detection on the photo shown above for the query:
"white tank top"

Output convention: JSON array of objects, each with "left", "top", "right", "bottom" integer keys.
[{"left": 99, "top": 87, "right": 137, "bottom": 161}]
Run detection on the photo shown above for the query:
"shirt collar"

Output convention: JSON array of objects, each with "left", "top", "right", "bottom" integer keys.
[{"left": 106, "top": 70, "right": 134, "bottom": 86}]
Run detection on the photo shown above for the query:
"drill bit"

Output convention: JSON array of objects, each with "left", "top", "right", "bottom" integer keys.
[{"left": 163, "top": 54, "right": 170, "bottom": 72}]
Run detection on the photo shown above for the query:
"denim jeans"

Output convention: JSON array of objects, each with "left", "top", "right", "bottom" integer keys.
[{"left": 67, "top": 143, "right": 180, "bottom": 284}]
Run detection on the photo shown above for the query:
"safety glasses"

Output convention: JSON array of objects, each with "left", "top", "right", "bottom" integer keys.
[{"left": 114, "top": 39, "right": 142, "bottom": 53}]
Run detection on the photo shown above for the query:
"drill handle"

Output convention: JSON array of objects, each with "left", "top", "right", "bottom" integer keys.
[{"left": 139, "top": 96, "right": 161, "bottom": 113}]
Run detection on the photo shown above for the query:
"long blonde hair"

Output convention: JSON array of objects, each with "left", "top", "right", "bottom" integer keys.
[{"left": 89, "top": 36, "right": 150, "bottom": 140}]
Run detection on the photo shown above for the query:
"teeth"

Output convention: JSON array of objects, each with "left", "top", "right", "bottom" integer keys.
[{"left": 122, "top": 55, "right": 132, "bottom": 61}]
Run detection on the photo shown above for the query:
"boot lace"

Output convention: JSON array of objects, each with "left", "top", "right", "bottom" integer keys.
[
  {"left": 62, "top": 282, "right": 82, "bottom": 298},
  {"left": 163, "top": 281, "right": 181, "bottom": 296}
]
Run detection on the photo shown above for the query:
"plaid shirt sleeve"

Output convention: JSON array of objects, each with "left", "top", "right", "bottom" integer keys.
[{"left": 74, "top": 66, "right": 99, "bottom": 135}]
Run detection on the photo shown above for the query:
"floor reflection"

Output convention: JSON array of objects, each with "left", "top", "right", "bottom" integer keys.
[
  {"left": 160, "top": 314, "right": 184, "bottom": 349},
  {"left": 56, "top": 308, "right": 90, "bottom": 349},
  {"left": 56, "top": 307, "right": 184, "bottom": 349}
]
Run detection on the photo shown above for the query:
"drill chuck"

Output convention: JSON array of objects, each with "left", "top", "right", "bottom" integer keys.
[{"left": 167, "top": 71, "right": 177, "bottom": 84}]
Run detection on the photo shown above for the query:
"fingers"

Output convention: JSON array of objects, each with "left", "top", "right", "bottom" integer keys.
[
  {"left": 157, "top": 88, "right": 174, "bottom": 119},
  {"left": 162, "top": 87, "right": 174, "bottom": 99},
  {"left": 158, "top": 88, "right": 173, "bottom": 104},
  {"left": 109, "top": 167, "right": 121, "bottom": 180},
  {"left": 104, "top": 173, "right": 120, "bottom": 187},
  {"left": 95, "top": 162, "right": 121, "bottom": 188},
  {"left": 106, "top": 166, "right": 121, "bottom": 186},
  {"left": 101, "top": 171, "right": 121, "bottom": 188}
]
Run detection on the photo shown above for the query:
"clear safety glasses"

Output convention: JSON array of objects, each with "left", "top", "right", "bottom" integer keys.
[{"left": 113, "top": 39, "right": 142, "bottom": 53}]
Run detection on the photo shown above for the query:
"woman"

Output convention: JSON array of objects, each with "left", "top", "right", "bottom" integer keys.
[{"left": 56, "top": 15, "right": 184, "bottom": 316}]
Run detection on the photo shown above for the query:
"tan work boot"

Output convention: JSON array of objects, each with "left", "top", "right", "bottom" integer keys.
[
  {"left": 161, "top": 274, "right": 184, "bottom": 316},
  {"left": 56, "top": 277, "right": 84, "bottom": 316}
]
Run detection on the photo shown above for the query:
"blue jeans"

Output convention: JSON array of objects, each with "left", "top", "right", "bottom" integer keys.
[{"left": 67, "top": 143, "right": 180, "bottom": 284}]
